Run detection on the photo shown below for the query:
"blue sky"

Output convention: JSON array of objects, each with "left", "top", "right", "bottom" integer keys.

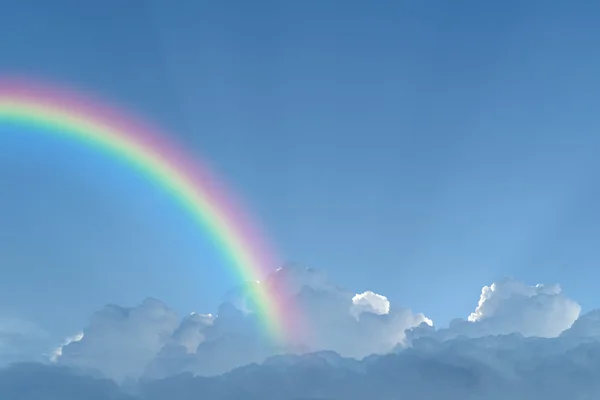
[{"left": 1, "top": 0, "right": 600, "bottom": 343}]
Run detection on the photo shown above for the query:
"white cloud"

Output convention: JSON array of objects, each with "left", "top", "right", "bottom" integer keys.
[
  {"left": 55, "top": 265, "right": 431, "bottom": 380},
  {"left": 224, "top": 266, "right": 430, "bottom": 359},
  {"left": 467, "top": 278, "right": 578, "bottom": 335},
  {"left": 407, "top": 277, "right": 581, "bottom": 345},
  {"left": 4, "top": 267, "right": 600, "bottom": 399},
  {"left": 49, "top": 331, "right": 83, "bottom": 363},
  {"left": 351, "top": 291, "right": 391, "bottom": 316},
  {"left": 56, "top": 298, "right": 179, "bottom": 382},
  {"left": 170, "top": 312, "right": 214, "bottom": 354},
  {"left": 44, "top": 266, "right": 597, "bottom": 399},
  {"left": 468, "top": 277, "right": 580, "bottom": 337}
]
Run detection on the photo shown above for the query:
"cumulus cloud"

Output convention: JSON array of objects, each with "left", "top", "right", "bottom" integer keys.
[
  {"left": 467, "top": 278, "right": 580, "bottom": 337},
  {"left": 351, "top": 291, "right": 390, "bottom": 316},
  {"left": 4, "top": 266, "right": 600, "bottom": 399},
  {"left": 55, "top": 265, "right": 430, "bottom": 381},
  {"left": 56, "top": 298, "right": 179, "bottom": 381},
  {"left": 407, "top": 277, "right": 581, "bottom": 345},
  {"left": 142, "top": 266, "right": 431, "bottom": 380},
  {"left": 170, "top": 312, "right": 214, "bottom": 354},
  {"left": 19, "top": 265, "right": 598, "bottom": 400}
]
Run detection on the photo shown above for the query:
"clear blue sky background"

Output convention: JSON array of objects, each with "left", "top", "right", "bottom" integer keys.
[{"left": 1, "top": 0, "right": 600, "bottom": 345}]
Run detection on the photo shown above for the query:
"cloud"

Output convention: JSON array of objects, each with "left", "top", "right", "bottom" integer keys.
[
  {"left": 49, "top": 331, "right": 84, "bottom": 363},
  {"left": 0, "top": 315, "right": 48, "bottom": 365},
  {"left": 56, "top": 265, "right": 431, "bottom": 380},
  {"left": 170, "top": 312, "right": 214, "bottom": 354},
  {"left": 0, "top": 363, "right": 134, "bottom": 400},
  {"left": 467, "top": 278, "right": 580, "bottom": 337},
  {"left": 6, "top": 267, "right": 600, "bottom": 399},
  {"left": 271, "top": 266, "right": 432, "bottom": 356},
  {"left": 407, "top": 277, "right": 581, "bottom": 344},
  {"left": 561, "top": 309, "right": 600, "bottom": 339},
  {"left": 6, "top": 334, "right": 600, "bottom": 399},
  {"left": 144, "top": 338, "right": 600, "bottom": 400},
  {"left": 54, "top": 268, "right": 584, "bottom": 383},
  {"left": 56, "top": 298, "right": 179, "bottom": 381},
  {"left": 142, "top": 266, "right": 431, "bottom": 380},
  {"left": 351, "top": 291, "right": 390, "bottom": 316}
]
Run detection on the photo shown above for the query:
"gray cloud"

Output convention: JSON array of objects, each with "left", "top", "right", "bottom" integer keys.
[{"left": 6, "top": 332, "right": 600, "bottom": 400}]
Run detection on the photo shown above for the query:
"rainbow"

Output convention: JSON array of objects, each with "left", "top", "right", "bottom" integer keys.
[{"left": 0, "top": 77, "right": 294, "bottom": 342}]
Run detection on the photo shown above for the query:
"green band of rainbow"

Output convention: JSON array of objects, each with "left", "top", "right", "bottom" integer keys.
[{"left": 0, "top": 78, "right": 293, "bottom": 342}]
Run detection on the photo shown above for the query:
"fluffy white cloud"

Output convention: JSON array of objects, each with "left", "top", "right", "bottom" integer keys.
[
  {"left": 407, "top": 277, "right": 581, "bottom": 345},
  {"left": 142, "top": 266, "right": 431, "bottom": 380},
  {"left": 351, "top": 291, "right": 390, "bottom": 316},
  {"left": 50, "top": 266, "right": 592, "bottom": 395},
  {"left": 170, "top": 312, "right": 214, "bottom": 354},
  {"left": 55, "top": 265, "right": 431, "bottom": 380},
  {"left": 4, "top": 267, "right": 600, "bottom": 399},
  {"left": 467, "top": 278, "right": 580, "bottom": 337},
  {"left": 143, "top": 302, "right": 279, "bottom": 379},
  {"left": 56, "top": 298, "right": 179, "bottom": 381}
]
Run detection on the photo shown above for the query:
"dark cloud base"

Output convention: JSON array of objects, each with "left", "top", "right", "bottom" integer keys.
[{"left": 3, "top": 335, "right": 600, "bottom": 400}]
